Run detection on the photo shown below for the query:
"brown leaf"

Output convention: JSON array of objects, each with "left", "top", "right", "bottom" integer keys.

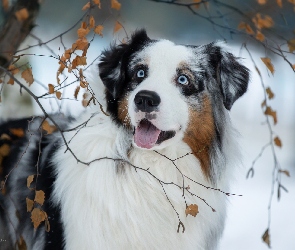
[
  {"left": 82, "top": 1, "right": 90, "bottom": 10},
  {"left": 77, "top": 27, "right": 90, "bottom": 38},
  {"left": 2, "top": 0, "right": 9, "bottom": 11},
  {"left": 72, "top": 37, "right": 89, "bottom": 51},
  {"left": 114, "top": 21, "right": 123, "bottom": 33},
  {"left": 80, "top": 80, "right": 89, "bottom": 88},
  {"left": 264, "top": 106, "right": 277, "bottom": 124},
  {"left": 256, "top": 30, "right": 265, "bottom": 42},
  {"left": 252, "top": 13, "right": 274, "bottom": 30},
  {"left": 31, "top": 208, "right": 46, "bottom": 229},
  {"left": 262, "top": 228, "right": 271, "bottom": 248},
  {"left": 276, "top": 0, "right": 283, "bottom": 7},
  {"left": 42, "top": 120, "right": 57, "bottom": 135},
  {"left": 89, "top": 16, "right": 95, "bottom": 28},
  {"left": 27, "top": 175, "right": 34, "bottom": 189},
  {"left": 74, "top": 86, "right": 80, "bottom": 99},
  {"left": 257, "top": 0, "right": 267, "bottom": 4},
  {"left": 15, "top": 8, "right": 29, "bottom": 21},
  {"left": 21, "top": 68, "right": 34, "bottom": 86},
  {"left": 0, "top": 144, "right": 10, "bottom": 157},
  {"left": 274, "top": 136, "right": 282, "bottom": 147},
  {"left": 93, "top": 0, "right": 101, "bottom": 8},
  {"left": 8, "top": 64, "right": 19, "bottom": 75},
  {"left": 185, "top": 204, "right": 199, "bottom": 217},
  {"left": 265, "top": 87, "right": 274, "bottom": 99},
  {"left": 279, "top": 169, "right": 290, "bottom": 177},
  {"left": 94, "top": 25, "right": 104, "bottom": 37},
  {"left": 9, "top": 128, "right": 25, "bottom": 137},
  {"left": 7, "top": 77, "right": 14, "bottom": 85},
  {"left": 48, "top": 84, "right": 55, "bottom": 94},
  {"left": 287, "top": 39, "right": 295, "bottom": 53},
  {"left": 111, "top": 0, "right": 121, "bottom": 10},
  {"left": 26, "top": 197, "right": 34, "bottom": 212},
  {"left": 0, "top": 133, "right": 11, "bottom": 140},
  {"left": 55, "top": 91, "right": 62, "bottom": 100},
  {"left": 16, "top": 236, "right": 27, "bottom": 250},
  {"left": 34, "top": 190, "right": 45, "bottom": 206},
  {"left": 72, "top": 56, "right": 87, "bottom": 69},
  {"left": 261, "top": 57, "right": 275, "bottom": 75}
]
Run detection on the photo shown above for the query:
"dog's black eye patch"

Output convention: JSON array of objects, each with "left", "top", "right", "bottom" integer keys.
[{"left": 131, "top": 64, "right": 149, "bottom": 84}]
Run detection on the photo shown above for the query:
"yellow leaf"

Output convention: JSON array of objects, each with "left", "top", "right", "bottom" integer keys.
[
  {"left": 261, "top": 57, "right": 275, "bottom": 74},
  {"left": 21, "top": 68, "right": 34, "bottom": 86},
  {"left": 274, "top": 136, "right": 282, "bottom": 147},
  {"left": 94, "top": 25, "right": 104, "bottom": 36},
  {"left": 185, "top": 204, "right": 199, "bottom": 217},
  {"left": 114, "top": 21, "right": 123, "bottom": 33},
  {"left": 26, "top": 197, "right": 34, "bottom": 212},
  {"left": 42, "top": 120, "right": 57, "bottom": 135},
  {"left": 55, "top": 91, "right": 62, "bottom": 100},
  {"left": 82, "top": 1, "right": 90, "bottom": 10},
  {"left": 30, "top": 208, "right": 46, "bottom": 229},
  {"left": 27, "top": 175, "right": 34, "bottom": 189},
  {"left": 34, "top": 190, "right": 45, "bottom": 205},
  {"left": 111, "top": 0, "right": 121, "bottom": 10},
  {"left": 15, "top": 8, "right": 29, "bottom": 21},
  {"left": 264, "top": 106, "right": 277, "bottom": 124},
  {"left": 287, "top": 39, "right": 295, "bottom": 53},
  {"left": 266, "top": 87, "right": 274, "bottom": 99},
  {"left": 48, "top": 84, "right": 55, "bottom": 94}
]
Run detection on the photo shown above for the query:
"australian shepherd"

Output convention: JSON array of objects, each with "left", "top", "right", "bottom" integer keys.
[{"left": 0, "top": 30, "right": 249, "bottom": 249}]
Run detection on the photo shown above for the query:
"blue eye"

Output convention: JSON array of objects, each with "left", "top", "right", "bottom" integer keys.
[
  {"left": 137, "top": 69, "right": 145, "bottom": 78},
  {"left": 177, "top": 75, "right": 189, "bottom": 85}
]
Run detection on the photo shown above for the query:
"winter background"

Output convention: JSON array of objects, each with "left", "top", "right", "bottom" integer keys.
[{"left": 0, "top": 0, "right": 294, "bottom": 249}]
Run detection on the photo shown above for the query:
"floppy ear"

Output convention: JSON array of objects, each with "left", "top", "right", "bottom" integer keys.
[
  {"left": 207, "top": 43, "right": 249, "bottom": 110},
  {"left": 98, "top": 29, "right": 150, "bottom": 99}
]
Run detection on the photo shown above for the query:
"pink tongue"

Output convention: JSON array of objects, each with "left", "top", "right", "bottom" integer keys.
[{"left": 134, "top": 120, "right": 161, "bottom": 149}]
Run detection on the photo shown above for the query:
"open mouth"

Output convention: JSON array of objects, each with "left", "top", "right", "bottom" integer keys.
[{"left": 133, "top": 119, "right": 176, "bottom": 149}]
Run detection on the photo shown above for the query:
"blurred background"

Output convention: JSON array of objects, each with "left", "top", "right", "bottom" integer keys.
[{"left": 0, "top": 0, "right": 294, "bottom": 249}]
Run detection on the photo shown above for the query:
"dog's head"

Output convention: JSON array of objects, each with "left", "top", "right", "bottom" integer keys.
[{"left": 99, "top": 30, "right": 249, "bottom": 153}]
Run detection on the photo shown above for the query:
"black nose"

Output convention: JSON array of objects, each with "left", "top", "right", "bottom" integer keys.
[{"left": 134, "top": 90, "right": 161, "bottom": 113}]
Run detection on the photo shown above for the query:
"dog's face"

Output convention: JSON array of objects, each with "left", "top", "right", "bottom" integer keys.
[{"left": 99, "top": 30, "right": 249, "bottom": 152}]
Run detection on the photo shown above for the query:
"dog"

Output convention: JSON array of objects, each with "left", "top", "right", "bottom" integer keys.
[{"left": 0, "top": 30, "right": 249, "bottom": 250}]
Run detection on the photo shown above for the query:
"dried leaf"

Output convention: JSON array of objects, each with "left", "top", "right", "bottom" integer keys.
[
  {"left": 0, "top": 144, "right": 10, "bottom": 157},
  {"left": 74, "top": 86, "right": 80, "bottom": 99},
  {"left": 31, "top": 208, "right": 46, "bottom": 229},
  {"left": 94, "top": 25, "right": 104, "bottom": 36},
  {"left": 26, "top": 197, "right": 34, "bottom": 212},
  {"left": 72, "top": 56, "right": 87, "bottom": 69},
  {"left": 266, "top": 87, "right": 274, "bottom": 99},
  {"left": 82, "top": 1, "right": 90, "bottom": 10},
  {"left": 111, "top": 0, "right": 121, "bottom": 10},
  {"left": 93, "top": 0, "right": 101, "bottom": 8},
  {"left": 287, "top": 39, "right": 295, "bottom": 53},
  {"left": 7, "top": 77, "right": 14, "bottom": 85},
  {"left": 261, "top": 57, "right": 275, "bottom": 75},
  {"left": 288, "top": 0, "right": 295, "bottom": 4},
  {"left": 80, "top": 80, "right": 88, "bottom": 88},
  {"left": 257, "top": 0, "right": 267, "bottom": 4},
  {"left": 77, "top": 27, "right": 90, "bottom": 38},
  {"left": 48, "top": 84, "right": 55, "bottom": 94},
  {"left": 264, "top": 106, "right": 277, "bottom": 124},
  {"left": 42, "top": 120, "right": 57, "bottom": 135},
  {"left": 238, "top": 22, "right": 254, "bottom": 35},
  {"left": 55, "top": 91, "right": 62, "bottom": 100},
  {"left": 16, "top": 236, "right": 27, "bottom": 250},
  {"left": 2, "top": 0, "right": 9, "bottom": 11},
  {"left": 21, "top": 68, "right": 34, "bottom": 86},
  {"left": 27, "top": 175, "right": 34, "bottom": 189},
  {"left": 256, "top": 30, "right": 265, "bottom": 42},
  {"left": 114, "top": 21, "right": 123, "bottom": 33},
  {"left": 274, "top": 136, "right": 282, "bottom": 147},
  {"left": 276, "top": 0, "right": 283, "bottom": 7},
  {"left": 34, "top": 190, "right": 45, "bottom": 205},
  {"left": 8, "top": 64, "right": 19, "bottom": 75},
  {"left": 15, "top": 8, "right": 29, "bottom": 21},
  {"left": 9, "top": 128, "right": 25, "bottom": 137},
  {"left": 252, "top": 13, "right": 274, "bottom": 30},
  {"left": 261, "top": 99, "right": 266, "bottom": 108},
  {"left": 185, "top": 204, "right": 199, "bottom": 217},
  {"left": 279, "top": 169, "right": 290, "bottom": 177},
  {"left": 89, "top": 16, "right": 95, "bottom": 28},
  {"left": 72, "top": 37, "right": 89, "bottom": 51},
  {"left": 262, "top": 228, "right": 271, "bottom": 248}
]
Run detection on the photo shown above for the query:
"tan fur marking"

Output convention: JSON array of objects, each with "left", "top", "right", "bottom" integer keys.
[
  {"left": 183, "top": 95, "right": 215, "bottom": 179},
  {"left": 118, "top": 95, "right": 131, "bottom": 128}
]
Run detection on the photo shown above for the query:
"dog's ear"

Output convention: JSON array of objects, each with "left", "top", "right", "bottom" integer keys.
[
  {"left": 206, "top": 43, "right": 249, "bottom": 110},
  {"left": 99, "top": 29, "right": 150, "bottom": 99}
]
